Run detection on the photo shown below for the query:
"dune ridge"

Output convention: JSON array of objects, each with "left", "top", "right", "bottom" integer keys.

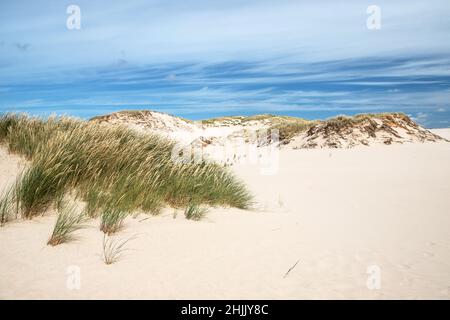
[{"left": 91, "top": 110, "right": 445, "bottom": 150}]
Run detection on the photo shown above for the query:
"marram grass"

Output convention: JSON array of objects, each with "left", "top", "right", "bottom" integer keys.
[
  {"left": 102, "top": 234, "right": 135, "bottom": 265},
  {"left": 47, "top": 203, "right": 88, "bottom": 246},
  {"left": 184, "top": 202, "right": 208, "bottom": 221},
  {"left": 0, "top": 113, "right": 252, "bottom": 228}
]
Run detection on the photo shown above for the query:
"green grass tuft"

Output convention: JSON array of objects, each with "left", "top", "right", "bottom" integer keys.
[
  {"left": 184, "top": 202, "right": 208, "bottom": 221},
  {"left": 100, "top": 207, "right": 128, "bottom": 234},
  {"left": 47, "top": 204, "right": 88, "bottom": 246},
  {"left": 102, "top": 234, "right": 135, "bottom": 265},
  {"left": 0, "top": 188, "right": 14, "bottom": 226}
]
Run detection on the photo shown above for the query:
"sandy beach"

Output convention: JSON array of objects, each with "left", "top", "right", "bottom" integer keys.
[{"left": 1, "top": 129, "right": 449, "bottom": 299}]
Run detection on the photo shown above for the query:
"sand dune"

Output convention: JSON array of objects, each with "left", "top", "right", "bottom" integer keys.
[{"left": 0, "top": 130, "right": 450, "bottom": 299}]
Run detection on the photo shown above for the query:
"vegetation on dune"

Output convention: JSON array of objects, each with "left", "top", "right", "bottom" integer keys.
[
  {"left": 324, "top": 112, "right": 410, "bottom": 126},
  {"left": 100, "top": 207, "right": 128, "bottom": 235},
  {"left": 270, "top": 121, "right": 318, "bottom": 143},
  {"left": 197, "top": 113, "right": 318, "bottom": 144},
  {"left": 199, "top": 114, "right": 309, "bottom": 126},
  {"left": 102, "top": 234, "right": 135, "bottom": 265},
  {"left": 47, "top": 203, "right": 88, "bottom": 246},
  {"left": 251, "top": 112, "right": 414, "bottom": 144},
  {"left": 90, "top": 109, "right": 194, "bottom": 124},
  {"left": 0, "top": 113, "right": 252, "bottom": 231},
  {"left": 0, "top": 188, "right": 15, "bottom": 226},
  {"left": 312, "top": 113, "right": 413, "bottom": 138},
  {"left": 184, "top": 202, "right": 208, "bottom": 221},
  {"left": 248, "top": 117, "right": 318, "bottom": 144}
]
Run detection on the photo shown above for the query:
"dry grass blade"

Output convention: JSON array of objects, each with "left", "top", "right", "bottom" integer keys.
[{"left": 283, "top": 259, "right": 300, "bottom": 279}]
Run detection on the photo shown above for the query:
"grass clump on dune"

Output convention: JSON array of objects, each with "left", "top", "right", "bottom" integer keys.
[
  {"left": 200, "top": 114, "right": 310, "bottom": 126},
  {"left": 102, "top": 234, "right": 135, "bottom": 265},
  {"left": 272, "top": 121, "right": 317, "bottom": 143},
  {"left": 0, "top": 181, "right": 21, "bottom": 226},
  {"left": 100, "top": 207, "right": 128, "bottom": 234},
  {"left": 256, "top": 120, "right": 317, "bottom": 145},
  {"left": 47, "top": 203, "right": 88, "bottom": 246},
  {"left": 184, "top": 202, "right": 208, "bottom": 221},
  {"left": 0, "top": 113, "right": 252, "bottom": 227},
  {"left": 0, "top": 188, "right": 14, "bottom": 226}
]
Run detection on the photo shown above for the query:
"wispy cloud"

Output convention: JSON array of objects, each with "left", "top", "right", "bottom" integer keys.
[{"left": 0, "top": 0, "right": 449, "bottom": 127}]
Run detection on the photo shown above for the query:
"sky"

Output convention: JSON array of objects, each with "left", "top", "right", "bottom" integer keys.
[{"left": 0, "top": 0, "right": 449, "bottom": 127}]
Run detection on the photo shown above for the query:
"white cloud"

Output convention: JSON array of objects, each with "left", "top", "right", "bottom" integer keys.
[
  {"left": 1, "top": 0, "right": 450, "bottom": 68},
  {"left": 166, "top": 74, "right": 177, "bottom": 81},
  {"left": 416, "top": 112, "right": 428, "bottom": 119}
]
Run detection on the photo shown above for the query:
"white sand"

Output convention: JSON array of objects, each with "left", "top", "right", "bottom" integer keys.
[
  {"left": 1, "top": 131, "right": 450, "bottom": 299},
  {"left": 431, "top": 128, "right": 450, "bottom": 140}
]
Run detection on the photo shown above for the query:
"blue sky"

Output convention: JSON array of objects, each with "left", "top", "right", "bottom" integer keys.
[{"left": 0, "top": 0, "right": 449, "bottom": 127}]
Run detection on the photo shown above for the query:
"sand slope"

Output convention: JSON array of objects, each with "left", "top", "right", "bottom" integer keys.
[{"left": 0, "top": 131, "right": 450, "bottom": 299}]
